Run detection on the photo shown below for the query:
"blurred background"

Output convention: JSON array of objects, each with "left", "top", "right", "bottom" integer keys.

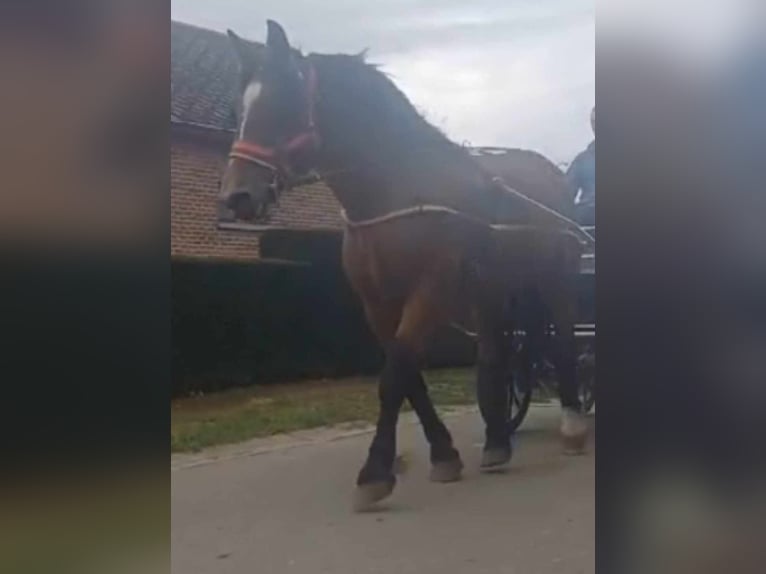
[
  {"left": 598, "top": 0, "right": 766, "bottom": 572},
  {"left": 0, "top": 2, "right": 169, "bottom": 574},
  {"left": 0, "top": 0, "right": 166, "bottom": 249}
]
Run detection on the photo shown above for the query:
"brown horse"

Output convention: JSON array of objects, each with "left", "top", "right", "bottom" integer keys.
[{"left": 220, "top": 21, "right": 589, "bottom": 510}]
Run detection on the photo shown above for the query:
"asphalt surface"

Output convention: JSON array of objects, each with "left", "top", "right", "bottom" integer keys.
[{"left": 171, "top": 405, "right": 594, "bottom": 574}]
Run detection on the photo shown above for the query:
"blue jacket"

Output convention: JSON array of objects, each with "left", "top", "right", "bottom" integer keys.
[{"left": 566, "top": 141, "right": 595, "bottom": 206}]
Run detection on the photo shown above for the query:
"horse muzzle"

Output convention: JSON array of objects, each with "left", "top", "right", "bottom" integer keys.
[{"left": 223, "top": 188, "right": 272, "bottom": 222}]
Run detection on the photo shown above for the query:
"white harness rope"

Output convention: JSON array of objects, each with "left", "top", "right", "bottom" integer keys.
[
  {"left": 340, "top": 204, "right": 464, "bottom": 228},
  {"left": 340, "top": 177, "right": 596, "bottom": 248},
  {"left": 339, "top": 205, "right": 572, "bottom": 238},
  {"left": 489, "top": 177, "right": 595, "bottom": 246}
]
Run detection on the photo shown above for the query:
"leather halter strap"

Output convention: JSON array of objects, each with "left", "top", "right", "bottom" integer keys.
[{"left": 229, "top": 64, "right": 320, "bottom": 173}]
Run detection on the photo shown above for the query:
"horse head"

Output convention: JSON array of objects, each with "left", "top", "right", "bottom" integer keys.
[{"left": 220, "top": 21, "right": 319, "bottom": 222}]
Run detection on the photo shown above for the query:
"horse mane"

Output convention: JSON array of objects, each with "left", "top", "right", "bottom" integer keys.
[
  {"left": 306, "top": 50, "right": 504, "bottom": 222},
  {"left": 310, "top": 52, "right": 466, "bottom": 156}
]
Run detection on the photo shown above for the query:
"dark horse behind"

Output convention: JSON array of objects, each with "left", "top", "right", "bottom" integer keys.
[{"left": 219, "top": 21, "right": 591, "bottom": 510}]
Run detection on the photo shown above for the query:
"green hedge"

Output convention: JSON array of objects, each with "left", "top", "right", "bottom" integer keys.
[{"left": 172, "top": 238, "right": 592, "bottom": 396}]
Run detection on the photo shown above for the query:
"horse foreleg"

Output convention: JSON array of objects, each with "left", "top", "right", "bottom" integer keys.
[
  {"left": 354, "top": 337, "right": 412, "bottom": 510},
  {"left": 355, "top": 289, "right": 461, "bottom": 510},
  {"left": 361, "top": 298, "right": 456, "bottom": 466}
]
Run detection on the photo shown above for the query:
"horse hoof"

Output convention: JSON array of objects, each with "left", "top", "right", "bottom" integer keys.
[
  {"left": 480, "top": 447, "right": 512, "bottom": 471},
  {"left": 353, "top": 481, "right": 395, "bottom": 512},
  {"left": 561, "top": 432, "right": 588, "bottom": 455},
  {"left": 560, "top": 408, "right": 588, "bottom": 455},
  {"left": 430, "top": 456, "right": 464, "bottom": 483}
]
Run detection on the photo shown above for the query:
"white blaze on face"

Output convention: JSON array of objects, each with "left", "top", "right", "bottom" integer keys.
[{"left": 240, "top": 81, "right": 262, "bottom": 137}]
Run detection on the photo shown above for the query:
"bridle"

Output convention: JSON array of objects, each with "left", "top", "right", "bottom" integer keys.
[{"left": 228, "top": 62, "right": 321, "bottom": 198}]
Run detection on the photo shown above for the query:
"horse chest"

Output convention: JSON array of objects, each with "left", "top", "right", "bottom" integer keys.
[{"left": 342, "top": 228, "right": 437, "bottom": 302}]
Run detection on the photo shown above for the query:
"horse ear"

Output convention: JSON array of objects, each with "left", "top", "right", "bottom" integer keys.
[
  {"left": 227, "top": 29, "right": 258, "bottom": 71},
  {"left": 266, "top": 20, "right": 291, "bottom": 64}
]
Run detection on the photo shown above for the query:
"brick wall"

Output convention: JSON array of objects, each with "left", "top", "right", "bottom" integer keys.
[
  {"left": 265, "top": 181, "right": 344, "bottom": 229},
  {"left": 171, "top": 137, "right": 262, "bottom": 261}
]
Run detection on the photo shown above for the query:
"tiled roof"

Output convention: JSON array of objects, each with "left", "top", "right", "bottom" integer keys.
[{"left": 171, "top": 20, "right": 244, "bottom": 131}]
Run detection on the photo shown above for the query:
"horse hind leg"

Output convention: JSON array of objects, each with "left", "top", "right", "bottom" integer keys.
[
  {"left": 545, "top": 285, "right": 589, "bottom": 455},
  {"left": 476, "top": 311, "right": 513, "bottom": 470},
  {"left": 408, "top": 370, "right": 463, "bottom": 483},
  {"left": 393, "top": 290, "right": 462, "bottom": 483}
]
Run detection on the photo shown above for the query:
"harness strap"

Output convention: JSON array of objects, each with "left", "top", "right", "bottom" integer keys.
[
  {"left": 490, "top": 177, "right": 596, "bottom": 246},
  {"left": 342, "top": 203, "right": 592, "bottom": 248},
  {"left": 339, "top": 177, "right": 594, "bottom": 248},
  {"left": 341, "top": 205, "right": 583, "bottom": 246},
  {"left": 340, "top": 205, "right": 464, "bottom": 228}
]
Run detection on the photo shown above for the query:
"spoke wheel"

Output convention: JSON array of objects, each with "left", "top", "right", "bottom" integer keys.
[{"left": 506, "top": 352, "right": 534, "bottom": 432}]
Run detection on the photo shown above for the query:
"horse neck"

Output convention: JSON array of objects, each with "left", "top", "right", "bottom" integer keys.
[{"left": 311, "top": 57, "right": 490, "bottom": 222}]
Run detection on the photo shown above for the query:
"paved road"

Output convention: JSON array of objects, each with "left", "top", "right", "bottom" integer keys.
[{"left": 172, "top": 405, "right": 594, "bottom": 574}]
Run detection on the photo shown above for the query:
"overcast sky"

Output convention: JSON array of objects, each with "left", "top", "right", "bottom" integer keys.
[{"left": 171, "top": 0, "right": 594, "bottom": 164}]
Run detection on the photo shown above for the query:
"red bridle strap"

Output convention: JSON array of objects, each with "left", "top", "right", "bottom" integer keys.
[
  {"left": 229, "top": 63, "right": 320, "bottom": 172},
  {"left": 229, "top": 140, "right": 278, "bottom": 170}
]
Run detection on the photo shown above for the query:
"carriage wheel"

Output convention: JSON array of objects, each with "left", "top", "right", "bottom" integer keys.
[{"left": 506, "top": 372, "right": 533, "bottom": 432}]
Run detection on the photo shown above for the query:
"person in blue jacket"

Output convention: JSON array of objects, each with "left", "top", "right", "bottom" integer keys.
[{"left": 566, "top": 107, "right": 595, "bottom": 226}]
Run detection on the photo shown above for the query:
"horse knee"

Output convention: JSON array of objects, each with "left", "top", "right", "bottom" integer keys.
[
  {"left": 385, "top": 339, "right": 419, "bottom": 371},
  {"left": 379, "top": 339, "right": 419, "bottom": 406}
]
